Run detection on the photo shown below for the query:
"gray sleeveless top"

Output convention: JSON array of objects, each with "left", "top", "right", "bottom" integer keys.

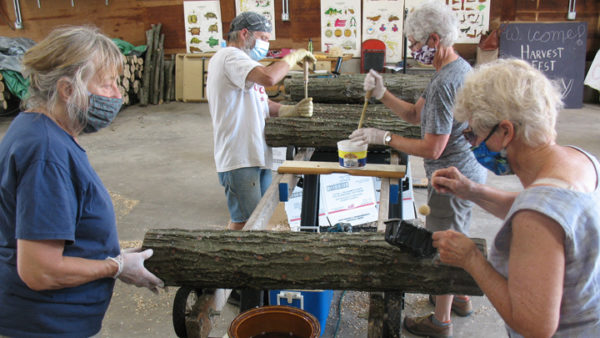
[{"left": 489, "top": 146, "right": 600, "bottom": 337}]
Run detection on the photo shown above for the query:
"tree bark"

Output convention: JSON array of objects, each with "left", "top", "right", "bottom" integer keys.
[
  {"left": 265, "top": 104, "right": 421, "bottom": 148},
  {"left": 284, "top": 73, "right": 432, "bottom": 104},
  {"left": 143, "top": 229, "right": 485, "bottom": 296}
]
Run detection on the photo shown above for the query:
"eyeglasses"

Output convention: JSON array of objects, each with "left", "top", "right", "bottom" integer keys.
[
  {"left": 408, "top": 36, "right": 431, "bottom": 51},
  {"left": 463, "top": 124, "right": 499, "bottom": 147}
]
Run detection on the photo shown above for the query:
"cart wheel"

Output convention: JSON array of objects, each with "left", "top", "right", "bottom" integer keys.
[{"left": 173, "top": 287, "right": 202, "bottom": 338}]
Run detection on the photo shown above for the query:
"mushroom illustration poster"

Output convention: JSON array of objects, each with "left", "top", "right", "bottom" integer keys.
[
  {"left": 405, "top": 0, "right": 490, "bottom": 44},
  {"left": 183, "top": 0, "right": 224, "bottom": 53},
  {"left": 320, "top": 0, "right": 362, "bottom": 57},
  {"left": 363, "top": 0, "right": 405, "bottom": 63},
  {"left": 235, "top": 0, "right": 276, "bottom": 40}
]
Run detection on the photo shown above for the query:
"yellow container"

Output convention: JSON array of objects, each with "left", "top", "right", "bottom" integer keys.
[{"left": 337, "top": 139, "right": 368, "bottom": 168}]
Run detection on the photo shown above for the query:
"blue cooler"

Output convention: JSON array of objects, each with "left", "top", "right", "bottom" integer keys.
[{"left": 269, "top": 289, "right": 334, "bottom": 336}]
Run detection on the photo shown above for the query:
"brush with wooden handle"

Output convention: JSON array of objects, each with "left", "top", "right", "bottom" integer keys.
[
  {"left": 357, "top": 89, "right": 373, "bottom": 129},
  {"left": 303, "top": 59, "right": 309, "bottom": 99}
]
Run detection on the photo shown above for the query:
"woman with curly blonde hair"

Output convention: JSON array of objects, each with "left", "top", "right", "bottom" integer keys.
[{"left": 432, "top": 58, "right": 600, "bottom": 337}]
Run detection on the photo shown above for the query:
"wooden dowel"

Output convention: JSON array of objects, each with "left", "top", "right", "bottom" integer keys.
[
  {"left": 303, "top": 60, "right": 309, "bottom": 99},
  {"left": 358, "top": 90, "right": 373, "bottom": 129}
]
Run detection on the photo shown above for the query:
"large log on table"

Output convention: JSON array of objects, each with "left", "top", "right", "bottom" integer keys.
[
  {"left": 144, "top": 229, "right": 485, "bottom": 296},
  {"left": 265, "top": 103, "right": 421, "bottom": 148},
  {"left": 284, "top": 73, "right": 432, "bottom": 103}
]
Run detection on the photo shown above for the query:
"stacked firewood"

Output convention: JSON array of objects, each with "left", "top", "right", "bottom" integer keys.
[
  {"left": 117, "top": 55, "right": 144, "bottom": 106},
  {"left": 0, "top": 73, "right": 8, "bottom": 112},
  {"left": 139, "top": 23, "right": 176, "bottom": 106},
  {"left": 0, "top": 73, "right": 13, "bottom": 116}
]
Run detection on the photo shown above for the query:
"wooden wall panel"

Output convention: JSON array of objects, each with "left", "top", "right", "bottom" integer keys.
[
  {"left": 516, "top": 0, "right": 538, "bottom": 12},
  {"left": 0, "top": 0, "right": 598, "bottom": 61}
]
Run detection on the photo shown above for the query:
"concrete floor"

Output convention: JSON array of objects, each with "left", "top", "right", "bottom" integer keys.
[{"left": 1, "top": 101, "right": 598, "bottom": 337}]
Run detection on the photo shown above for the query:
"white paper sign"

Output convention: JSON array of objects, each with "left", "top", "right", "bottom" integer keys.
[
  {"left": 183, "top": 0, "right": 224, "bottom": 53},
  {"left": 235, "top": 0, "right": 277, "bottom": 40},
  {"left": 362, "top": 0, "right": 405, "bottom": 63},
  {"left": 320, "top": 0, "right": 362, "bottom": 56},
  {"left": 584, "top": 50, "right": 600, "bottom": 91}
]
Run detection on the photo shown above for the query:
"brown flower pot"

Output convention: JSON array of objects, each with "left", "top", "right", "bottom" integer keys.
[{"left": 228, "top": 305, "right": 320, "bottom": 338}]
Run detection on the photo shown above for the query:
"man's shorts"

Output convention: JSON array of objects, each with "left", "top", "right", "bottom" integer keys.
[
  {"left": 218, "top": 167, "right": 272, "bottom": 223},
  {"left": 425, "top": 185, "right": 475, "bottom": 235}
]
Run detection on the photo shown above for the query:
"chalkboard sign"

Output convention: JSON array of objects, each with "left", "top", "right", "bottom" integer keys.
[{"left": 499, "top": 22, "right": 587, "bottom": 108}]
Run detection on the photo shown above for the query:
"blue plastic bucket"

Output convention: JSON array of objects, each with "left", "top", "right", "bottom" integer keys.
[{"left": 269, "top": 290, "right": 334, "bottom": 336}]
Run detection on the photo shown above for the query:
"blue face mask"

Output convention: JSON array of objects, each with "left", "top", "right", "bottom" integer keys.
[
  {"left": 472, "top": 142, "right": 513, "bottom": 175},
  {"left": 83, "top": 93, "right": 123, "bottom": 133},
  {"left": 470, "top": 124, "right": 514, "bottom": 175},
  {"left": 249, "top": 38, "right": 269, "bottom": 61}
]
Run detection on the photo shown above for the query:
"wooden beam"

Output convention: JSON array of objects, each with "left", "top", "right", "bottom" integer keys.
[
  {"left": 277, "top": 160, "right": 406, "bottom": 178},
  {"left": 244, "top": 148, "right": 314, "bottom": 231}
]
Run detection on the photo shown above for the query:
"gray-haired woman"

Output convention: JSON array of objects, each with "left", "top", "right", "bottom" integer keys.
[
  {"left": 350, "top": 2, "right": 487, "bottom": 336},
  {"left": 0, "top": 26, "right": 163, "bottom": 337},
  {"left": 432, "top": 58, "right": 600, "bottom": 337}
]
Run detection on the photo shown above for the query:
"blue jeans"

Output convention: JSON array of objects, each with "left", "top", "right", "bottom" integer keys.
[{"left": 218, "top": 167, "right": 272, "bottom": 223}]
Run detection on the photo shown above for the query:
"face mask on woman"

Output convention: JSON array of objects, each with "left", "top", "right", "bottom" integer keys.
[
  {"left": 469, "top": 124, "right": 514, "bottom": 175},
  {"left": 411, "top": 45, "right": 436, "bottom": 65},
  {"left": 472, "top": 142, "right": 513, "bottom": 175},
  {"left": 249, "top": 38, "right": 269, "bottom": 61},
  {"left": 83, "top": 93, "right": 124, "bottom": 133}
]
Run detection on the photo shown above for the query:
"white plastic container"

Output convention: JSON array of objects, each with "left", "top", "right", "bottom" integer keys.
[{"left": 337, "top": 139, "right": 368, "bottom": 168}]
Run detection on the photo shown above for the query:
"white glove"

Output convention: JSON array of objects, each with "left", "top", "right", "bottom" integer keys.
[
  {"left": 278, "top": 97, "right": 313, "bottom": 117},
  {"left": 364, "top": 69, "right": 386, "bottom": 100},
  {"left": 349, "top": 128, "right": 390, "bottom": 146},
  {"left": 115, "top": 248, "right": 164, "bottom": 294},
  {"left": 282, "top": 49, "right": 317, "bottom": 68}
]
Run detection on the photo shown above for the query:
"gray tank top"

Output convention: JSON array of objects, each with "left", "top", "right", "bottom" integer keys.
[{"left": 489, "top": 146, "right": 600, "bottom": 337}]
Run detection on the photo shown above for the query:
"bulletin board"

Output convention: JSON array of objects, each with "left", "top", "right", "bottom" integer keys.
[
  {"left": 320, "top": 0, "right": 362, "bottom": 57},
  {"left": 235, "top": 0, "right": 277, "bottom": 40},
  {"left": 183, "top": 0, "right": 224, "bottom": 53},
  {"left": 362, "top": 0, "right": 405, "bottom": 63},
  {"left": 499, "top": 22, "right": 588, "bottom": 108}
]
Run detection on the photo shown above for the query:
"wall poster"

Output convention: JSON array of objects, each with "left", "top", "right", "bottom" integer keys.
[
  {"left": 235, "top": 0, "right": 277, "bottom": 40},
  {"left": 183, "top": 0, "right": 224, "bottom": 53},
  {"left": 404, "top": 0, "right": 490, "bottom": 44},
  {"left": 362, "top": 0, "right": 405, "bottom": 63},
  {"left": 320, "top": 0, "right": 362, "bottom": 57}
]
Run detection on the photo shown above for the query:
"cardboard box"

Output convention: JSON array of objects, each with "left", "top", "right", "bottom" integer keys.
[{"left": 175, "top": 53, "right": 212, "bottom": 102}]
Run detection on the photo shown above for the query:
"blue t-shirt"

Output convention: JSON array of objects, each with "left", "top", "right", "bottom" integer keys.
[{"left": 0, "top": 112, "right": 120, "bottom": 337}]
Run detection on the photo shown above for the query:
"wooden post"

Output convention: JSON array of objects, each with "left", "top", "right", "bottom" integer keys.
[{"left": 140, "top": 27, "right": 154, "bottom": 106}]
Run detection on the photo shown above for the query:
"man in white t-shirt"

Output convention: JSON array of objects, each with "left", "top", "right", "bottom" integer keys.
[{"left": 207, "top": 12, "right": 316, "bottom": 231}]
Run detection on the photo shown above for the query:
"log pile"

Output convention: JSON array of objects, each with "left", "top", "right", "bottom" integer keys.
[
  {"left": 117, "top": 55, "right": 144, "bottom": 106},
  {"left": 139, "top": 23, "right": 176, "bottom": 106},
  {"left": 265, "top": 103, "right": 421, "bottom": 148},
  {"left": 0, "top": 73, "right": 9, "bottom": 114},
  {"left": 143, "top": 228, "right": 486, "bottom": 296}
]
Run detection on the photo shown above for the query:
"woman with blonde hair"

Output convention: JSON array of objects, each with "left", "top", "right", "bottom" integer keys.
[
  {"left": 0, "top": 26, "right": 163, "bottom": 337},
  {"left": 432, "top": 58, "right": 600, "bottom": 337}
]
